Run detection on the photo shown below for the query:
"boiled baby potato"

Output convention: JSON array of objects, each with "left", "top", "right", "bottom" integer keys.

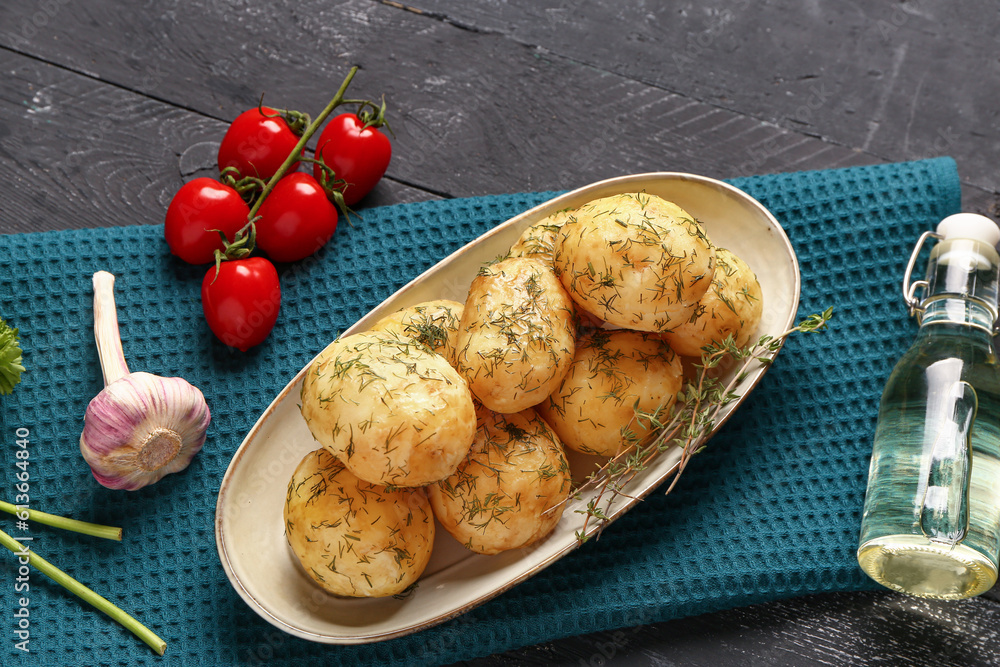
[
  {"left": 453, "top": 257, "right": 576, "bottom": 413},
  {"left": 662, "top": 247, "right": 764, "bottom": 357},
  {"left": 508, "top": 207, "right": 576, "bottom": 266},
  {"left": 300, "top": 331, "right": 476, "bottom": 487},
  {"left": 553, "top": 193, "right": 715, "bottom": 332},
  {"left": 536, "top": 329, "right": 683, "bottom": 457},
  {"left": 284, "top": 449, "right": 434, "bottom": 598},
  {"left": 429, "top": 405, "right": 572, "bottom": 555},
  {"left": 368, "top": 299, "right": 464, "bottom": 360}
]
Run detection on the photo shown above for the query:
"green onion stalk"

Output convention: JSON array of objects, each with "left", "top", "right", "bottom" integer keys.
[
  {"left": 0, "top": 529, "right": 166, "bottom": 655},
  {"left": 0, "top": 501, "right": 121, "bottom": 541}
]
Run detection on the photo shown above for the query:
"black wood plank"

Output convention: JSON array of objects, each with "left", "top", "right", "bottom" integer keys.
[
  {"left": 2, "top": 1, "right": 994, "bottom": 214},
  {"left": 395, "top": 0, "right": 1000, "bottom": 204},
  {"left": 0, "top": 2, "right": 881, "bottom": 201},
  {"left": 456, "top": 590, "right": 1000, "bottom": 667},
  {"left": 0, "top": 49, "right": 431, "bottom": 235}
]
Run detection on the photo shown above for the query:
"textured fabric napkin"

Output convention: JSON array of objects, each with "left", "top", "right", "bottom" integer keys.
[{"left": 0, "top": 157, "right": 961, "bottom": 665}]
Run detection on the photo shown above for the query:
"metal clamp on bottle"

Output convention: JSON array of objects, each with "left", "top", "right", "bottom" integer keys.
[{"left": 902, "top": 229, "right": 942, "bottom": 321}]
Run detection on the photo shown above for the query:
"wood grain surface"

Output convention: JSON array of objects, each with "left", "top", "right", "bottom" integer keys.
[{"left": 2, "top": 1, "right": 999, "bottom": 665}]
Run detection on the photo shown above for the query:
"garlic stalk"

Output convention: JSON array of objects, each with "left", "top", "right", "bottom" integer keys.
[{"left": 80, "top": 271, "right": 210, "bottom": 491}]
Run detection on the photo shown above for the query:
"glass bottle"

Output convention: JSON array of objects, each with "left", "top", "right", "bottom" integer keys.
[{"left": 857, "top": 213, "right": 1000, "bottom": 600}]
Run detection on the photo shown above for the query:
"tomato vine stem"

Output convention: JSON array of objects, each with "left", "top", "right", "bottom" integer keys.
[{"left": 248, "top": 66, "right": 361, "bottom": 220}]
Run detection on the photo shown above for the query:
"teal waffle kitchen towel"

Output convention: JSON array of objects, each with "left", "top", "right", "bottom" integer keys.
[{"left": 0, "top": 157, "right": 961, "bottom": 665}]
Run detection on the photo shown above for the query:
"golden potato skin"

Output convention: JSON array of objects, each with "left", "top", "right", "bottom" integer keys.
[
  {"left": 536, "top": 330, "right": 683, "bottom": 457},
  {"left": 284, "top": 449, "right": 434, "bottom": 598},
  {"left": 453, "top": 257, "right": 576, "bottom": 413},
  {"left": 662, "top": 248, "right": 764, "bottom": 357},
  {"left": 429, "top": 406, "right": 571, "bottom": 554},
  {"left": 368, "top": 299, "right": 464, "bottom": 360},
  {"left": 300, "top": 332, "right": 476, "bottom": 487},
  {"left": 508, "top": 208, "right": 576, "bottom": 266},
  {"left": 553, "top": 193, "right": 715, "bottom": 332}
]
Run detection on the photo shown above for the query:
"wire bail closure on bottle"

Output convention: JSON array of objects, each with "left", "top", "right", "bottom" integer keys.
[{"left": 903, "top": 230, "right": 942, "bottom": 320}]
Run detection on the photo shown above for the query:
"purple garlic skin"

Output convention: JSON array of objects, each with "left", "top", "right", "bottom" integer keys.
[{"left": 80, "top": 371, "right": 211, "bottom": 491}]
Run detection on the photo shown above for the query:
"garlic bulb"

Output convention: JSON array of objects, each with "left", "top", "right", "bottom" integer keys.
[{"left": 80, "top": 271, "right": 211, "bottom": 491}]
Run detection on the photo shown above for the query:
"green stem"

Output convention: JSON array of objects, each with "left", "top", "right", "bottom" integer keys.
[
  {"left": 247, "top": 66, "right": 360, "bottom": 219},
  {"left": 0, "top": 528, "right": 165, "bottom": 655},
  {"left": 0, "top": 501, "right": 122, "bottom": 541}
]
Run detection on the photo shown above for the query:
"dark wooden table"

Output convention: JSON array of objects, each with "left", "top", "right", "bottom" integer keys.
[{"left": 3, "top": 2, "right": 1000, "bottom": 664}]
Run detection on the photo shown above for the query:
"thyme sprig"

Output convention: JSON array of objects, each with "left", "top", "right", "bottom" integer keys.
[{"left": 569, "top": 307, "right": 833, "bottom": 543}]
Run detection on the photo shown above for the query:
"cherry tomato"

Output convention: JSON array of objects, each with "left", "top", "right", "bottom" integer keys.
[
  {"left": 201, "top": 257, "right": 281, "bottom": 351},
  {"left": 313, "top": 113, "right": 391, "bottom": 206},
  {"left": 255, "top": 173, "right": 339, "bottom": 262},
  {"left": 164, "top": 178, "right": 250, "bottom": 265},
  {"left": 218, "top": 107, "right": 301, "bottom": 180}
]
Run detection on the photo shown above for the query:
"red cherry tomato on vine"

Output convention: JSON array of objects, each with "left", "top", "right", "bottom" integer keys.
[
  {"left": 218, "top": 107, "right": 301, "bottom": 180},
  {"left": 313, "top": 113, "right": 391, "bottom": 206},
  {"left": 201, "top": 257, "right": 281, "bottom": 351},
  {"left": 255, "top": 173, "right": 339, "bottom": 262},
  {"left": 164, "top": 178, "right": 250, "bottom": 265}
]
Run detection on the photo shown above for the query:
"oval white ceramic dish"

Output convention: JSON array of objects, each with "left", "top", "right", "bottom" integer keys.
[{"left": 215, "top": 172, "right": 801, "bottom": 644}]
